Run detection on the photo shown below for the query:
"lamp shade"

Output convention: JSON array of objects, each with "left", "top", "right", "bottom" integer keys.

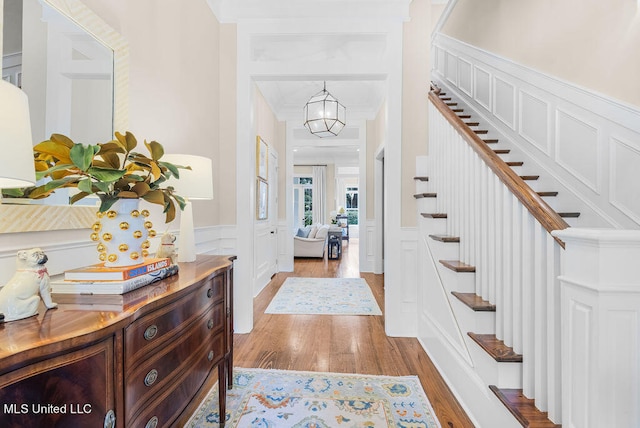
[
  {"left": 0, "top": 80, "right": 36, "bottom": 188},
  {"left": 162, "top": 154, "right": 213, "bottom": 200}
]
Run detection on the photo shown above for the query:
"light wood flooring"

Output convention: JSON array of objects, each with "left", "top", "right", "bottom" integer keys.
[{"left": 233, "top": 238, "right": 475, "bottom": 428}]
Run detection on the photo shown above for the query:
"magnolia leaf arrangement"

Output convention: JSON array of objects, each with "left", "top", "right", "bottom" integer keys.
[{"left": 23, "top": 131, "right": 190, "bottom": 223}]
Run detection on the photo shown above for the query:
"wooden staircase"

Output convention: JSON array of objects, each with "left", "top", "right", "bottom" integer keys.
[{"left": 415, "top": 85, "right": 582, "bottom": 427}]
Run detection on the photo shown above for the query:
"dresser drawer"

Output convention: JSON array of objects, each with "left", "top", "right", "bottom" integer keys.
[
  {"left": 125, "top": 274, "right": 224, "bottom": 370},
  {"left": 127, "top": 332, "right": 225, "bottom": 428},
  {"left": 126, "top": 304, "right": 225, "bottom": 420}
]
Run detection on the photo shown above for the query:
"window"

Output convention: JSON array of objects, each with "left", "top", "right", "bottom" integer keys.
[
  {"left": 293, "top": 176, "right": 313, "bottom": 228},
  {"left": 345, "top": 186, "right": 358, "bottom": 225}
]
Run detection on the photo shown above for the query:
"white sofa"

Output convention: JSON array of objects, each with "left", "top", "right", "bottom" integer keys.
[{"left": 294, "top": 224, "right": 330, "bottom": 258}]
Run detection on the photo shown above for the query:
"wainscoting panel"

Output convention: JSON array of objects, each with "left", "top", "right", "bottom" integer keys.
[
  {"left": 458, "top": 57, "right": 473, "bottom": 96},
  {"left": 555, "top": 108, "right": 600, "bottom": 193},
  {"left": 473, "top": 65, "right": 491, "bottom": 111},
  {"left": 445, "top": 50, "right": 458, "bottom": 85},
  {"left": 400, "top": 230, "right": 418, "bottom": 304},
  {"left": 494, "top": 76, "right": 516, "bottom": 130},
  {"left": 432, "top": 33, "right": 640, "bottom": 229},
  {"left": 519, "top": 90, "right": 551, "bottom": 155},
  {"left": 610, "top": 137, "right": 640, "bottom": 225}
]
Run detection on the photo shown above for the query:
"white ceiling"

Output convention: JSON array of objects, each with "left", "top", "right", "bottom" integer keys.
[{"left": 207, "top": 0, "right": 412, "bottom": 163}]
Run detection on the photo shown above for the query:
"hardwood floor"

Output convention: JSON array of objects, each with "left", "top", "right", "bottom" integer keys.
[{"left": 233, "top": 238, "right": 475, "bottom": 428}]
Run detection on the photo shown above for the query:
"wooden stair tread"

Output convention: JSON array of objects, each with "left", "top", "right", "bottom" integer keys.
[
  {"left": 493, "top": 149, "right": 511, "bottom": 154},
  {"left": 413, "top": 176, "right": 429, "bottom": 181},
  {"left": 464, "top": 122, "right": 480, "bottom": 126},
  {"left": 413, "top": 192, "right": 437, "bottom": 199},
  {"left": 421, "top": 213, "right": 448, "bottom": 219},
  {"left": 506, "top": 161, "right": 524, "bottom": 167},
  {"left": 489, "top": 386, "right": 561, "bottom": 428},
  {"left": 520, "top": 175, "right": 540, "bottom": 180},
  {"left": 429, "top": 234, "right": 460, "bottom": 243},
  {"left": 483, "top": 139, "right": 499, "bottom": 144},
  {"left": 452, "top": 108, "right": 464, "bottom": 112},
  {"left": 439, "top": 97, "right": 452, "bottom": 101},
  {"left": 439, "top": 260, "right": 476, "bottom": 273},
  {"left": 467, "top": 333, "right": 523, "bottom": 362},
  {"left": 537, "top": 191, "right": 559, "bottom": 197},
  {"left": 451, "top": 292, "right": 496, "bottom": 312},
  {"left": 446, "top": 102, "right": 457, "bottom": 106},
  {"left": 474, "top": 129, "right": 489, "bottom": 134},
  {"left": 457, "top": 114, "right": 471, "bottom": 119},
  {"left": 558, "top": 212, "right": 580, "bottom": 218}
]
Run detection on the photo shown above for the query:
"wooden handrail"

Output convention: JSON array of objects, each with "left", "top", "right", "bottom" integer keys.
[{"left": 429, "top": 90, "right": 569, "bottom": 247}]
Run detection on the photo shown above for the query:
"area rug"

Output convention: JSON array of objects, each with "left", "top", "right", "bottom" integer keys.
[
  {"left": 186, "top": 367, "right": 441, "bottom": 427},
  {"left": 264, "top": 277, "right": 382, "bottom": 315}
]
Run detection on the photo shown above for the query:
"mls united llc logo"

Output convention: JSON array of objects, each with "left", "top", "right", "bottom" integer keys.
[{"left": 3, "top": 403, "right": 92, "bottom": 415}]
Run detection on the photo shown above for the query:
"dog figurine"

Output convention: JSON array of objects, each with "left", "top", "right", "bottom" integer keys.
[
  {"left": 155, "top": 232, "right": 177, "bottom": 264},
  {"left": 0, "top": 248, "right": 57, "bottom": 322}
]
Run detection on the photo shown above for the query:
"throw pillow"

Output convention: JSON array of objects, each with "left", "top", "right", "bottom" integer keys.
[
  {"left": 296, "top": 226, "right": 311, "bottom": 238},
  {"left": 315, "top": 225, "right": 329, "bottom": 239},
  {"left": 308, "top": 225, "right": 318, "bottom": 239}
]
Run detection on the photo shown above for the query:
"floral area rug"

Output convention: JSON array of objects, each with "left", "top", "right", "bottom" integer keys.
[
  {"left": 264, "top": 277, "right": 382, "bottom": 315},
  {"left": 186, "top": 368, "right": 441, "bottom": 427}
]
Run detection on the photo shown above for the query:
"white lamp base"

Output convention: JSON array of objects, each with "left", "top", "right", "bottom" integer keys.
[{"left": 177, "top": 200, "right": 197, "bottom": 262}]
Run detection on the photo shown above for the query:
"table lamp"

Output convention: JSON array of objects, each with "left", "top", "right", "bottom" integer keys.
[
  {"left": 162, "top": 154, "right": 213, "bottom": 262},
  {"left": 0, "top": 80, "right": 36, "bottom": 189}
]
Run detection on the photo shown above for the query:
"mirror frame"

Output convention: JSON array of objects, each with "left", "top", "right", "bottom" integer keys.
[{"left": 0, "top": 0, "right": 129, "bottom": 233}]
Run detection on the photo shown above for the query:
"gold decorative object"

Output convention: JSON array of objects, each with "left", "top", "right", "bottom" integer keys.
[
  {"left": 141, "top": 250, "right": 149, "bottom": 257},
  {"left": 107, "top": 254, "right": 118, "bottom": 263},
  {"left": 141, "top": 241, "right": 150, "bottom": 249},
  {"left": 131, "top": 210, "right": 140, "bottom": 217},
  {"left": 118, "top": 244, "right": 129, "bottom": 252},
  {"left": 99, "top": 253, "right": 107, "bottom": 261},
  {"left": 144, "top": 221, "right": 153, "bottom": 229},
  {"left": 96, "top": 211, "right": 105, "bottom": 218},
  {"left": 130, "top": 252, "right": 140, "bottom": 260},
  {"left": 102, "top": 233, "right": 113, "bottom": 241},
  {"left": 133, "top": 230, "right": 143, "bottom": 238},
  {"left": 119, "top": 221, "right": 129, "bottom": 230},
  {"left": 97, "top": 243, "right": 106, "bottom": 252},
  {"left": 92, "top": 222, "right": 102, "bottom": 232},
  {"left": 90, "top": 233, "right": 100, "bottom": 241},
  {"left": 141, "top": 209, "right": 150, "bottom": 217},
  {"left": 107, "top": 210, "right": 117, "bottom": 219},
  {"left": 148, "top": 230, "right": 157, "bottom": 238}
]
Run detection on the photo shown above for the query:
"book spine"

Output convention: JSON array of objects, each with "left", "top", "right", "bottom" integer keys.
[
  {"left": 122, "top": 258, "right": 172, "bottom": 280},
  {"left": 121, "top": 264, "right": 179, "bottom": 293}
]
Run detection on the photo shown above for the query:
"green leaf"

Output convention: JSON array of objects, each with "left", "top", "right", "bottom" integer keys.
[
  {"left": 87, "top": 167, "right": 126, "bottom": 182},
  {"left": 98, "top": 195, "right": 119, "bottom": 212},
  {"left": 35, "top": 163, "right": 75, "bottom": 180},
  {"left": 93, "top": 181, "right": 111, "bottom": 194},
  {"left": 77, "top": 179, "right": 94, "bottom": 194},
  {"left": 117, "top": 191, "right": 139, "bottom": 199},
  {"left": 1, "top": 188, "right": 26, "bottom": 197},
  {"left": 44, "top": 177, "right": 79, "bottom": 191},
  {"left": 131, "top": 182, "right": 151, "bottom": 197},
  {"left": 70, "top": 144, "right": 97, "bottom": 171},
  {"left": 116, "top": 131, "right": 138, "bottom": 151},
  {"left": 163, "top": 195, "right": 177, "bottom": 223},
  {"left": 144, "top": 140, "right": 164, "bottom": 161}
]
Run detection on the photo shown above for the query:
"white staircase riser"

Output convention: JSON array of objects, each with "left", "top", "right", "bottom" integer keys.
[
  {"left": 437, "top": 268, "right": 475, "bottom": 294},
  {"left": 467, "top": 338, "right": 523, "bottom": 389},
  {"left": 450, "top": 297, "right": 496, "bottom": 334}
]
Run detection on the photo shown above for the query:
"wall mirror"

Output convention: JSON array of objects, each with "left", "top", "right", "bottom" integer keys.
[{"left": 0, "top": 0, "right": 129, "bottom": 233}]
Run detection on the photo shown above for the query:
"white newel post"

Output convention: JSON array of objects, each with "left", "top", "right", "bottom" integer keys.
[{"left": 552, "top": 228, "right": 640, "bottom": 428}]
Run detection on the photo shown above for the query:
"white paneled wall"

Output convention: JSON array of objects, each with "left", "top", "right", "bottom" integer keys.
[{"left": 432, "top": 33, "right": 640, "bottom": 230}]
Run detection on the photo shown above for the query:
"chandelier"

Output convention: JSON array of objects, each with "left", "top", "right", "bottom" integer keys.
[{"left": 303, "top": 82, "right": 346, "bottom": 137}]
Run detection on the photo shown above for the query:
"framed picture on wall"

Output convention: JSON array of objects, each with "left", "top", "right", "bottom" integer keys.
[
  {"left": 256, "top": 136, "right": 268, "bottom": 181},
  {"left": 257, "top": 178, "right": 268, "bottom": 220}
]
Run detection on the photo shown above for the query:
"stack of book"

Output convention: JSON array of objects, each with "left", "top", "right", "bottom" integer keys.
[{"left": 51, "top": 257, "right": 179, "bottom": 295}]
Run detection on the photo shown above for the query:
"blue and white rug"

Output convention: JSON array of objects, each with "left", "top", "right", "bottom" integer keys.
[
  {"left": 186, "top": 368, "right": 441, "bottom": 427},
  {"left": 265, "top": 277, "right": 382, "bottom": 316}
]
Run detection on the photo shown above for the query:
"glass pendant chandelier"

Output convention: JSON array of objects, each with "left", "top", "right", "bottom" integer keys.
[{"left": 303, "top": 82, "right": 346, "bottom": 137}]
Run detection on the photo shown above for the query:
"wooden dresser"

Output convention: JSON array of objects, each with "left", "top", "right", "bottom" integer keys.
[{"left": 0, "top": 255, "right": 235, "bottom": 428}]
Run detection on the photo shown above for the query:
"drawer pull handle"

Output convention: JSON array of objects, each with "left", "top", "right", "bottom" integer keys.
[
  {"left": 104, "top": 409, "right": 116, "bottom": 428},
  {"left": 145, "top": 416, "right": 158, "bottom": 428},
  {"left": 144, "top": 369, "right": 159, "bottom": 387},
  {"left": 207, "top": 288, "right": 213, "bottom": 298},
  {"left": 208, "top": 350, "right": 214, "bottom": 361},
  {"left": 144, "top": 325, "right": 158, "bottom": 341},
  {"left": 207, "top": 319, "right": 214, "bottom": 329}
]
